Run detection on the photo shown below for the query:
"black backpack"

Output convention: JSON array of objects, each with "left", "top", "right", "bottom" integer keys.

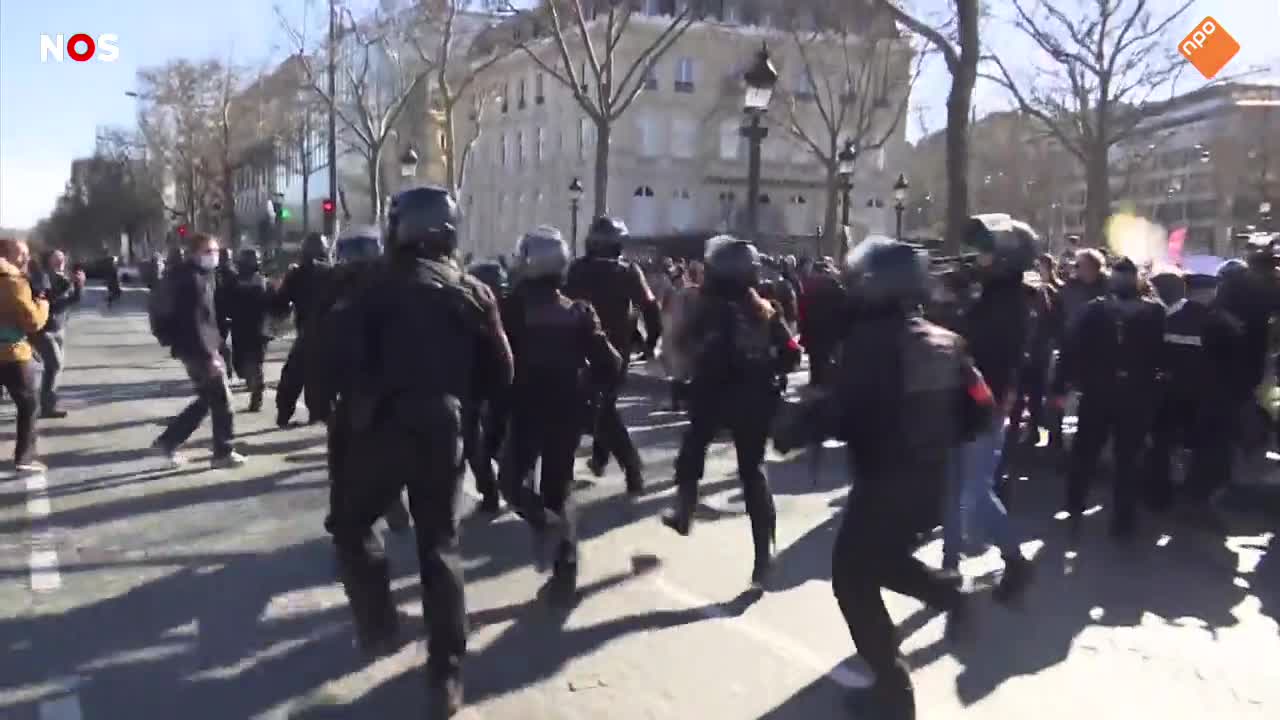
[{"left": 148, "top": 271, "right": 180, "bottom": 347}]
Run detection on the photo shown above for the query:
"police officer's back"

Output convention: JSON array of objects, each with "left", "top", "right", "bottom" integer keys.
[
  {"left": 227, "top": 248, "right": 273, "bottom": 411},
  {"left": 330, "top": 186, "right": 512, "bottom": 718},
  {"left": 564, "top": 216, "right": 660, "bottom": 354},
  {"left": 275, "top": 232, "right": 334, "bottom": 333}
]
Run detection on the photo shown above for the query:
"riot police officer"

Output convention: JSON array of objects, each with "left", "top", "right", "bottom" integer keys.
[
  {"left": 773, "top": 238, "right": 986, "bottom": 720},
  {"left": 327, "top": 186, "right": 512, "bottom": 717},
  {"left": 463, "top": 259, "right": 512, "bottom": 513},
  {"left": 273, "top": 232, "right": 334, "bottom": 426},
  {"left": 565, "top": 216, "right": 661, "bottom": 493},
  {"left": 1147, "top": 271, "right": 1246, "bottom": 524},
  {"left": 1052, "top": 256, "right": 1166, "bottom": 541},
  {"left": 226, "top": 248, "right": 273, "bottom": 411},
  {"left": 661, "top": 236, "right": 800, "bottom": 587},
  {"left": 215, "top": 247, "right": 238, "bottom": 382},
  {"left": 499, "top": 226, "right": 621, "bottom": 601}
]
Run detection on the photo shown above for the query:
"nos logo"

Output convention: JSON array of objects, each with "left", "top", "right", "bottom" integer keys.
[{"left": 40, "top": 34, "right": 120, "bottom": 63}]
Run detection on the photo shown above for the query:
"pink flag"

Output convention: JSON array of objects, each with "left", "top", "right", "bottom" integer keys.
[{"left": 1167, "top": 226, "right": 1187, "bottom": 267}]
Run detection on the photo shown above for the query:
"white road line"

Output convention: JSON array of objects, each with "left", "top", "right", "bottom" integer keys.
[
  {"left": 38, "top": 694, "right": 84, "bottom": 720},
  {"left": 24, "top": 473, "right": 61, "bottom": 593},
  {"left": 646, "top": 572, "right": 874, "bottom": 690}
]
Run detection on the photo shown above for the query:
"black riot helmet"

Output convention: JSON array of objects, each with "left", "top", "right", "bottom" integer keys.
[
  {"left": 218, "top": 247, "right": 235, "bottom": 269},
  {"left": 1148, "top": 268, "right": 1186, "bottom": 307},
  {"left": 842, "top": 236, "right": 929, "bottom": 311},
  {"left": 467, "top": 259, "right": 511, "bottom": 293},
  {"left": 236, "top": 248, "right": 261, "bottom": 275},
  {"left": 584, "top": 215, "right": 628, "bottom": 258},
  {"left": 335, "top": 225, "right": 383, "bottom": 264},
  {"left": 514, "top": 226, "right": 570, "bottom": 284},
  {"left": 1109, "top": 256, "right": 1140, "bottom": 297},
  {"left": 1218, "top": 257, "right": 1248, "bottom": 282},
  {"left": 387, "top": 185, "right": 459, "bottom": 258},
  {"left": 301, "top": 232, "right": 331, "bottom": 262},
  {"left": 703, "top": 235, "right": 762, "bottom": 292},
  {"left": 965, "top": 213, "right": 1038, "bottom": 280}
]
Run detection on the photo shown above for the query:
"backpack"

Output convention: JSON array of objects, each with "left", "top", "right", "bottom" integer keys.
[{"left": 148, "top": 271, "right": 179, "bottom": 347}]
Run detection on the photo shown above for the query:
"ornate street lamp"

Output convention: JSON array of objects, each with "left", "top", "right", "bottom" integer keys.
[
  {"left": 741, "top": 42, "right": 778, "bottom": 241},
  {"left": 399, "top": 146, "right": 419, "bottom": 180},
  {"left": 836, "top": 140, "right": 857, "bottom": 257},
  {"left": 569, "top": 177, "right": 584, "bottom": 257},
  {"left": 892, "top": 172, "right": 909, "bottom": 241}
]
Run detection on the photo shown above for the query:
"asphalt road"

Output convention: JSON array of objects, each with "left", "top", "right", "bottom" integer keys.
[{"left": 1, "top": 286, "right": 1277, "bottom": 720}]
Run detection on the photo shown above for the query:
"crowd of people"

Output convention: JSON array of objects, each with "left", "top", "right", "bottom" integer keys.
[{"left": 6, "top": 196, "right": 1279, "bottom": 719}]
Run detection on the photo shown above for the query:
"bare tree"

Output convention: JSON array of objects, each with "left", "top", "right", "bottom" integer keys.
[
  {"left": 405, "top": 0, "right": 513, "bottom": 195},
  {"left": 501, "top": 0, "right": 702, "bottom": 215},
  {"left": 985, "top": 0, "right": 1195, "bottom": 246},
  {"left": 874, "top": 0, "right": 981, "bottom": 255},
  {"left": 280, "top": 1, "right": 431, "bottom": 222},
  {"left": 781, "top": 5, "right": 920, "bottom": 254}
]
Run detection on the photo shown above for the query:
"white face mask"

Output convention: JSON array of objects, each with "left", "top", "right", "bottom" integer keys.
[{"left": 197, "top": 252, "right": 219, "bottom": 270}]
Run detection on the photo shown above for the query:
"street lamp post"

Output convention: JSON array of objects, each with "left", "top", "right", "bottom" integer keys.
[
  {"left": 837, "top": 139, "right": 856, "bottom": 257},
  {"left": 741, "top": 42, "right": 778, "bottom": 242},
  {"left": 569, "top": 177, "right": 584, "bottom": 257},
  {"left": 892, "top": 173, "right": 909, "bottom": 241},
  {"left": 1262, "top": 201, "right": 1273, "bottom": 231},
  {"left": 399, "top": 146, "right": 419, "bottom": 186}
]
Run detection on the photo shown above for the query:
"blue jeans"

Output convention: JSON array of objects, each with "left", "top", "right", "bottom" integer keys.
[{"left": 943, "top": 416, "right": 1018, "bottom": 570}]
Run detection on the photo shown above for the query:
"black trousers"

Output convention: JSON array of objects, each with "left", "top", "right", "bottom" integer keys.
[
  {"left": 673, "top": 386, "right": 777, "bottom": 561},
  {"left": 832, "top": 499, "right": 960, "bottom": 715},
  {"left": 591, "top": 361, "right": 642, "bottom": 478},
  {"left": 218, "top": 327, "right": 234, "bottom": 380},
  {"left": 232, "top": 338, "right": 266, "bottom": 399},
  {"left": 277, "top": 334, "right": 323, "bottom": 422},
  {"left": 463, "top": 400, "right": 503, "bottom": 502},
  {"left": 0, "top": 360, "right": 39, "bottom": 464},
  {"left": 330, "top": 395, "right": 467, "bottom": 680},
  {"left": 807, "top": 346, "right": 835, "bottom": 388},
  {"left": 157, "top": 358, "right": 234, "bottom": 456},
  {"left": 1068, "top": 390, "right": 1155, "bottom": 532},
  {"left": 1147, "top": 395, "right": 1234, "bottom": 508},
  {"left": 500, "top": 398, "right": 583, "bottom": 563}
]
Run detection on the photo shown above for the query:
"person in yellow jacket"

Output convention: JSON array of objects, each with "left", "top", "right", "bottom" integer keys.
[{"left": 0, "top": 237, "right": 50, "bottom": 472}]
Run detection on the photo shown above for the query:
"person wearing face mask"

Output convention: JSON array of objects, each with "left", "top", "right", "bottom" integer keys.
[
  {"left": 150, "top": 233, "right": 245, "bottom": 469},
  {"left": 30, "top": 250, "right": 85, "bottom": 419},
  {"left": 1052, "top": 256, "right": 1165, "bottom": 542},
  {"left": 0, "top": 238, "right": 50, "bottom": 472}
]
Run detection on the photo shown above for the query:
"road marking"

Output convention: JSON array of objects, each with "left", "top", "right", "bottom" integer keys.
[
  {"left": 24, "top": 473, "right": 61, "bottom": 593},
  {"left": 38, "top": 693, "right": 83, "bottom": 720},
  {"left": 646, "top": 572, "right": 874, "bottom": 690}
]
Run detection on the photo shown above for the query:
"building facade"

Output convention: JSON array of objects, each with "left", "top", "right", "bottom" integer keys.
[{"left": 457, "top": 1, "right": 911, "bottom": 260}]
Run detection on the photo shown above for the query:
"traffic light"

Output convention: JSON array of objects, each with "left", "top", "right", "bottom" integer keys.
[
  {"left": 176, "top": 224, "right": 189, "bottom": 238},
  {"left": 322, "top": 198, "right": 335, "bottom": 216}
]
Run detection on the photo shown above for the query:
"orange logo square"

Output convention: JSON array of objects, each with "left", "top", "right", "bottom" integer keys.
[{"left": 1179, "top": 16, "right": 1239, "bottom": 79}]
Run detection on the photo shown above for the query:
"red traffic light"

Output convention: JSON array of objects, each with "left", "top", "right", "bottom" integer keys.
[
  {"left": 176, "top": 224, "right": 189, "bottom": 237},
  {"left": 322, "top": 198, "right": 335, "bottom": 213}
]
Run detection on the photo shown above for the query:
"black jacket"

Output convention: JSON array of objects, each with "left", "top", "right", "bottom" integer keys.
[
  {"left": 40, "top": 271, "right": 82, "bottom": 333},
  {"left": 1054, "top": 294, "right": 1165, "bottom": 398},
  {"left": 167, "top": 262, "right": 223, "bottom": 364},
  {"left": 227, "top": 272, "right": 274, "bottom": 348},
  {"left": 964, "top": 277, "right": 1028, "bottom": 404},
  {"left": 505, "top": 283, "right": 622, "bottom": 402},
  {"left": 565, "top": 256, "right": 660, "bottom": 353},
  {"left": 273, "top": 259, "right": 333, "bottom": 333}
]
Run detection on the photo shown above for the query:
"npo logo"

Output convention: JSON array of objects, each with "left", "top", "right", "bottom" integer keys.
[
  {"left": 1178, "top": 17, "right": 1238, "bottom": 79},
  {"left": 39, "top": 33, "right": 120, "bottom": 63}
]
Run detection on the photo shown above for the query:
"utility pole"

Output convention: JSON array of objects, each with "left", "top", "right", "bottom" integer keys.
[{"left": 326, "top": 0, "right": 339, "bottom": 239}]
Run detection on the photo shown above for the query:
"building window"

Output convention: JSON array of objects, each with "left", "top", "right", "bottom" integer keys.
[
  {"left": 518, "top": 77, "right": 527, "bottom": 109},
  {"left": 500, "top": 132, "right": 507, "bottom": 166},
  {"left": 675, "top": 57, "right": 695, "bottom": 93},
  {"left": 631, "top": 185, "right": 657, "bottom": 235},
  {"left": 671, "top": 115, "right": 696, "bottom": 158},
  {"left": 637, "top": 112, "right": 662, "bottom": 157},
  {"left": 579, "top": 117, "right": 591, "bottom": 160},
  {"left": 516, "top": 131, "right": 525, "bottom": 167},
  {"left": 671, "top": 187, "right": 694, "bottom": 230},
  {"left": 536, "top": 72, "right": 545, "bottom": 104},
  {"left": 536, "top": 127, "right": 545, "bottom": 163},
  {"left": 644, "top": 64, "right": 658, "bottom": 90},
  {"left": 501, "top": 83, "right": 509, "bottom": 113},
  {"left": 719, "top": 118, "right": 740, "bottom": 160}
]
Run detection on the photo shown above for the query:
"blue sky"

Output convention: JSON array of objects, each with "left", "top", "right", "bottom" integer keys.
[{"left": 0, "top": 0, "right": 1275, "bottom": 229}]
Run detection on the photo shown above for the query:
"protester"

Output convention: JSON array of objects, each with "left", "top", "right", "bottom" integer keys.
[
  {"left": 0, "top": 237, "right": 50, "bottom": 472},
  {"left": 30, "top": 250, "right": 84, "bottom": 419},
  {"left": 149, "top": 233, "right": 245, "bottom": 468}
]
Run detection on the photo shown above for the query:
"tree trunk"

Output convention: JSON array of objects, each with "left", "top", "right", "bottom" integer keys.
[
  {"left": 822, "top": 167, "right": 839, "bottom": 258},
  {"left": 301, "top": 120, "right": 311, "bottom": 234},
  {"left": 221, "top": 167, "right": 238, "bottom": 248},
  {"left": 593, "top": 120, "right": 611, "bottom": 217},
  {"left": 943, "top": 0, "right": 980, "bottom": 256},
  {"left": 1084, "top": 147, "right": 1110, "bottom": 248},
  {"left": 367, "top": 151, "right": 383, "bottom": 224},
  {"left": 444, "top": 107, "right": 458, "bottom": 196}
]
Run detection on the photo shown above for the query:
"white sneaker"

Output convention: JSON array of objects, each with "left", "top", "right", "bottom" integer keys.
[
  {"left": 152, "top": 443, "right": 187, "bottom": 468},
  {"left": 16, "top": 459, "right": 47, "bottom": 473},
  {"left": 210, "top": 451, "right": 247, "bottom": 469}
]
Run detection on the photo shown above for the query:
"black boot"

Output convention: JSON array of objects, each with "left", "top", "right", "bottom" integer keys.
[
  {"left": 993, "top": 553, "right": 1035, "bottom": 607},
  {"left": 248, "top": 388, "right": 263, "bottom": 413},
  {"left": 335, "top": 542, "right": 399, "bottom": 656},
  {"left": 661, "top": 489, "right": 696, "bottom": 536},
  {"left": 384, "top": 495, "right": 411, "bottom": 534},
  {"left": 549, "top": 543, "right": 579, "bottom": 607},
  {"left": 750, "top": 511, "right": 776, "bottom": 589},
  {"left": 427, "top": 673, "right": 463, "bottom": 719},
  {"left": 845, "top": 658, "right": 915, "bottom": 720}
]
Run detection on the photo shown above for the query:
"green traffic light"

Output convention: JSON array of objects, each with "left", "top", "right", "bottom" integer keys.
[{"left": 280, "top": 208, "right": 292, "bottom": 220}]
